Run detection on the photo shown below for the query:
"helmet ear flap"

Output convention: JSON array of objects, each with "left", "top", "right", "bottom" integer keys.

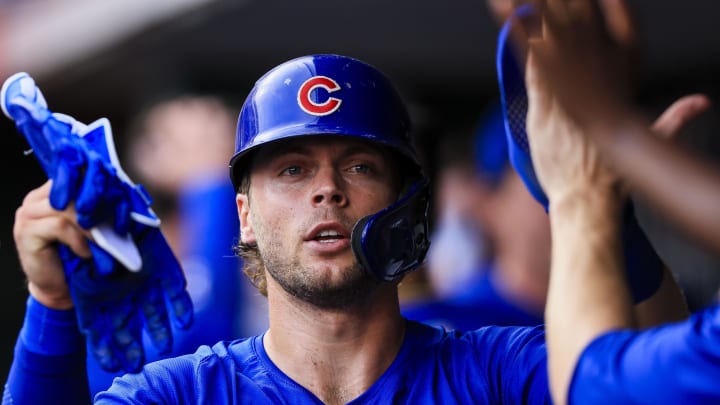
[{"left": 351, "top": 178, "right": 431, "bottom": 282}]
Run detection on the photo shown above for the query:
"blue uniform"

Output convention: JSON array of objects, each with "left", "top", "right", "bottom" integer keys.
[
  {"left": 5, "top": 298, "right": 90, "bottom": 404},
  {"left": 5, "top": 297, "right": 550, "bottom": 404},
  {"left": 402, "top": 265, "right": 543, "bottom": 331},
  {"left": 570, "top": 303, "right": 720, "bottom": 404},
  {"left": 86, "top": 176, "right": 251, "bottom": 396}
]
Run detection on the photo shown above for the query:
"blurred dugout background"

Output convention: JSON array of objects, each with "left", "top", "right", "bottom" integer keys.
[{"left": 1, "top": 0, "right": 720, "bottom": 379}]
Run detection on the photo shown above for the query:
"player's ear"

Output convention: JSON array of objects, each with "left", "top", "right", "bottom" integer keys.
[{"left": 237, "top": 194, "right": 256, "bottom": 244}]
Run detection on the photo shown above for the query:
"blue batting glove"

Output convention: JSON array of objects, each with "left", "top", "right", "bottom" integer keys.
[
  {"left": 2, "top": 72, "right": 194, "bottom": 372},
  {"left": 59, "top": 225, "right": 193, "bottom": 372}
]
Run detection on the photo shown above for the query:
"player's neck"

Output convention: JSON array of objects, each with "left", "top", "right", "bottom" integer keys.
[{"left": 263, "top": 281, "right": 406, "bottom": 404}]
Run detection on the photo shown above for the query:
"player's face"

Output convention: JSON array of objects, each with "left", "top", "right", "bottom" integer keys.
[{"left": 238, "top": 136, "right": 398, "bottom": 308}]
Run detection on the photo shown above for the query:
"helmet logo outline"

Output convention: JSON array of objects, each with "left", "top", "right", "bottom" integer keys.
[{"left": 297, "top": 76, "right": 342, "bottom": 116}]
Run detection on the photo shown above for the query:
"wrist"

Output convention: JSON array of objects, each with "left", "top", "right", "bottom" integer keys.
[
  {"left": 550, "top": 186, "right": 623, "bottom": 228},
  {"left": 22, "top": 296, "right": 83, "bottom": 356},
  {"left": 28, "top": 282, "right": 74, "bottom": 310}
]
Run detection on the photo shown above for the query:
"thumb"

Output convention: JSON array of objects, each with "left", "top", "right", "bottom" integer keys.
[{"left": 651, "top": 94, "right": 711, "bottom": 140}]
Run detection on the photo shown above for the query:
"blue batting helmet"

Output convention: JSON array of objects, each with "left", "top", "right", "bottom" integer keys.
[{"left": 229, "top": 54, "right": 430, "bottom": 282}]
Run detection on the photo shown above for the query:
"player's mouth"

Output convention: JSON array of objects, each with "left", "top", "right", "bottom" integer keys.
[
  {"left": 314, "top": 229, "right": 344, "bottom": 243},
  {"left": 304, "top": 222, "right": 351, "bottom": 252}
]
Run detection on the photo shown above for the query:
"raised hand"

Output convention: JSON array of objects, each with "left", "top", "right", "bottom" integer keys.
[
  {"left": 496, "top": 5, "right": 708, "bottom": 305},
  {"left": 526, "top": 0, "right": 638, "bottom": 136}
]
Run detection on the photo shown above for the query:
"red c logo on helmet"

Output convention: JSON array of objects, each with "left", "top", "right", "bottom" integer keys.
[{"left": 297, "top": 76, "right": 342, "bottom": 116}]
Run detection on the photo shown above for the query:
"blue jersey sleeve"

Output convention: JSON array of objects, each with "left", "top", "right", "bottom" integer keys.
[
  {"left": 570, "top": 304, "right": 720, "bottom": 404},
  {"left": 3, "top": 297, "right": 90, "bottom": 405}
]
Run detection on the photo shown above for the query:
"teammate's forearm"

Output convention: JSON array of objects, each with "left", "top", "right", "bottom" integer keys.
[
  {"left": 594, "top": 119, "right": 720, "bottom": 253},
  {"left": 545, "top": 190, "right": 631, "bottom": 405}
]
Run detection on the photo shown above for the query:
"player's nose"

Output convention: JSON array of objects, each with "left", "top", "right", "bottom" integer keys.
[{"left": 311, "top": 168, "right": 348, "bottom": 207}]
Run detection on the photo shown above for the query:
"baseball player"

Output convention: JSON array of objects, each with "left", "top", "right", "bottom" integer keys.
[
  {"left": 3, "top": 53, "right": 686, "bottom": 404},
  {"left": 502, "top": 0, "right": 720, "bottom": 403}
]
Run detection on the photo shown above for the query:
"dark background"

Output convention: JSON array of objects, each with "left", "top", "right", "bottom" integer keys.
[{"left": 2, "top": 0, "right": 720, "bottom": 379}]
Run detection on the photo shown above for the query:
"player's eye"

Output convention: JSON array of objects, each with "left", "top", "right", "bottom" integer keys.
[
  {"left": 348, "top": 164, "right": 371, "bottom": 174},
  {"left": 281, "top": 165, "right": 303, "bottom": 176}
]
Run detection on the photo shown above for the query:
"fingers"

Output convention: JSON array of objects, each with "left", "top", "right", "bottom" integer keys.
[
  {"left": 49, "top": 139, "right": 86, "bottom": 211},
  {"left": 112, "top": 196, "right": 131, "bottom": 236},
  {"left": 544, "top": 0, "right": 571, "bottom": 26},
  {"left": 15, "top": 191, "right": 91, "bottom": 259},
  {"left": 651, "top": 94, "right": 711, "bottom": 140},
  {"left": 22, "top": 180, "right": 52, "bottom": 203},
  {"left": 77, "top": 304, "right": 120, "bottom": 371},
  {"left": 86, "top": 334, "right": 121, "bottom": 372},
  {"left": 161, "top": 265, "right": 195, "bottom": 330},
  {"left": 75, "top": 155, "right": 110, "bottom": 229},
  {"left": 167, "top": 290, "right": 194, "bottom": 330},
  {"left": 139, "top": 287, "right": 173, "bottom": 354},
  {"left": 600, "top": 0, "right": 636, "bottom": 46},
  {"left": 66, "top": 251, "right": 146, "bottom": 373},
  {"left": 525, "top": 38, "right": 554, "bottom": 118},
  {"left": 108, "top": 297, "right": 145, "bottom": 372},
  {"left": 89, "top": 241, "right": 118, "bottom": 276},
  {"left": 143, "top": 228, "right": 195, "bottom": 329},
  {"left": 76, "top": 284, "right": 146, "bottom": 373},
  {"left": 542, "top": 0, "right": 624, "bottom": 43},
  {"left": 507, "top": 12, "right": 531, "bottom": 66},
  {"left": 503, "top": 3, "right": 540, "bottom": 73},
  {"left": 74, "top": 155, "right": 134, "bottom": 235}
]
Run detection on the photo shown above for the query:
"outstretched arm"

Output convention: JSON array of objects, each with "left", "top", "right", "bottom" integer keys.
[
  {"left": 524, "top": 41, "right": 631, "bottom": 402},
  {"left": 526, "top": 0, "right": 720, "bottom": 254},
  {"left": 519, "top": 1, "right": 706, "bottom": 403}
]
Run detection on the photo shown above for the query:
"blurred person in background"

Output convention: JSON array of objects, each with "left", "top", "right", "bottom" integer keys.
[
  {"left": 402, "top": 102, "right": 548, "bottom": 329},
  {"left": 399, "top": 0, "right": 557, "bottom": 332},
  {"left": 418, "top": 121, "right": 489, "bottom": 302},
  {"left": 85, "top": 95, "right": 267, "bottom": 395}
]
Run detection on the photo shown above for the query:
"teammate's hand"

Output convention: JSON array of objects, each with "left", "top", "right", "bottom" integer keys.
[
  {"left": 525, "top": 35, "right": 619, "bottom": 205},
  {"left": 498, "top": 6, "right": 704, "bottom": 304},
  {"left": 525, "top": 0, "right": 638, "bottom": 136}
]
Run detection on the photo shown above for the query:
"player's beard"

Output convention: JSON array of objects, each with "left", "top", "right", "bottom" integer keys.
[
  {"left": 264, "top": 250, "right": 380, "bottom": 310},
  {"left": 254, "top": 212, "right": 380, "bottom": 310}
]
